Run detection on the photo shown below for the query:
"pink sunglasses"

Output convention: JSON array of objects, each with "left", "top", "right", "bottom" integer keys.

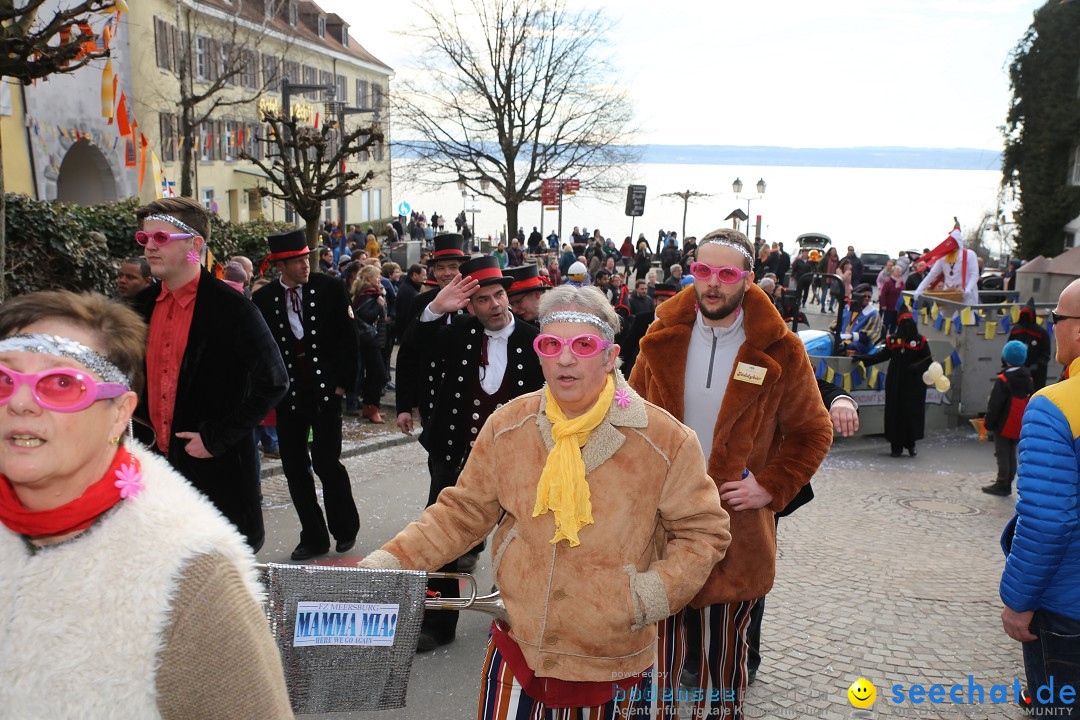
[
  {"left": 689, "top": 262, "right": 749, "bottom": 284},
  {"left": 533, "top": 334, "right": 612, "bottom": 358},
  {"left": 0, "top": 364, "right": 128, "bottom": 412},
  {"left": 135, "top": 230, "right": 194, "bottom": 247}
]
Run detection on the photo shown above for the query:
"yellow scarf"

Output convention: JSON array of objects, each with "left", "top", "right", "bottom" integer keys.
[{"left": 532, "top": 374, "right": 615, "bottom": 547}]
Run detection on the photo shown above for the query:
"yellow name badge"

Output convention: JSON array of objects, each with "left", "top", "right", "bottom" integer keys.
[{"left": 734, "top": 362, "right": 767, "bottom": 385}]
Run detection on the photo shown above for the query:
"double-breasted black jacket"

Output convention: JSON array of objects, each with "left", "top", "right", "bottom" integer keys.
[
  {"left": 252, "top": 272, "right": 359, "bottom": 413},
  {"left": 407, "top": 313, "right": 544, "bottom": 470},
  {"left": 395, "top": 289, "right": 463, "bottom": 422},
  {"left": 132, "top": 269, "right": 288, "bottom": 548}
]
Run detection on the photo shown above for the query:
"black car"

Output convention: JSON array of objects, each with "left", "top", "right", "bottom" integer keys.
[{"left": 859, "top": 252, "right": 891, "bottom": 287}]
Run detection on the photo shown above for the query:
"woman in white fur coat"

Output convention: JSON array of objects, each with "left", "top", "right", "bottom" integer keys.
[{"left": 0, "top": 291, "right": 292, "bottom": 720}]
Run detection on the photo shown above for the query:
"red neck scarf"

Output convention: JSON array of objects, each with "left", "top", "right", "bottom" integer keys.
[{"left": 0, "top": 446, "right": 134, "bottom": 538}]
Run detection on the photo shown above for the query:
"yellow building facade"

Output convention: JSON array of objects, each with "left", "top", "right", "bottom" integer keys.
[{"left": 10, "top": 0, "right": 392, "bottom": 229}]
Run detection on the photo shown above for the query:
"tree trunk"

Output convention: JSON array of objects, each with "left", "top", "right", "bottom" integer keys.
[
  {"left": 303, "top": 214, "right": 321, "bottom": 249},
  {"left": 179, "top": 111, "right": 195, "bottom": 198},
  {"left": 505, "top": 201, "right": 519, "bottom": 250}
]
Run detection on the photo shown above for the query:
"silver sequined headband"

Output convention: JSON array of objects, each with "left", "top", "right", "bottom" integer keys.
[
  {"left": 0, "top": 334, "right": 130, "bottom": 385},
  {"left": 699, "top": 238, "right": 753, "bottom": 262},
  {"left": 144, "top": 213, "right": 200, "bottom": 237},
  {"left": 539, "top": 311, "right": 615, "bottom": 340}
]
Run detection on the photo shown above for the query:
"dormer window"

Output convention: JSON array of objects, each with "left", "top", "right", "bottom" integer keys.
[
  {"left": 341, "top": 26, "right": 348, "bottom": 46},
  {"left": 318, "top": 15, "right": 326, "bottom": 38},
  {"left": 288, "top": 1, "right": 297, "bottom": 26}
]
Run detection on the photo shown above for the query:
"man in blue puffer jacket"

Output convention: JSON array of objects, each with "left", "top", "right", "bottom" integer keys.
[{"left": 999, "top": 279, "right": 1080, "bottom": 714}]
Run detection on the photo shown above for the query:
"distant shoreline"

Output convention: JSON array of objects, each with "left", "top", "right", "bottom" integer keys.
[
  {"left": 638, "top": 145, "right": 1002, "bottom": 171},
  {"left": 392, "top": 143, "right": 1003, "bottom": 172}
]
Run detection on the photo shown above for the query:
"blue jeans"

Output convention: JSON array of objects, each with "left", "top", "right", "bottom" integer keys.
[{"left": 1023, "top": 608, "right": 1080, "bottom": 715}]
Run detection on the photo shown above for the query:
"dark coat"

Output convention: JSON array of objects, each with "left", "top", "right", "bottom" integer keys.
[
  {"left": 861, "top": 337, "right": 932, "bottom": 447},
  {"left": 131, "top": 269, "right": 288, "bottom": 549},
  {"left": 251, "top": 272, "right": 359, "bottom": 413},
  {"left": 1008, "top": 322, "right": 1051, "bottom": 390},
  {"left": 395, "top": 289, "right": 463, "bottom": 420},
  {"left": 407, "top": 313, "right": 543, "bottom": 470},
  {"left": 984, "top": 365, "right": 1033, "bottom": 436},
  {"left": 395, "top": 276, "right": 422, "bottom": 337},
  {"left": 353, "top": 287, "right": 388, "bottom": 349}
]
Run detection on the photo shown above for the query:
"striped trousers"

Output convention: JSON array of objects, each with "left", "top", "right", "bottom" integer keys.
[
  {"left": 477, "top": 638, "right": 654, "bottom": 720},
  {"left": 655, "top": 600, "right": 758, "bottom": 720}
]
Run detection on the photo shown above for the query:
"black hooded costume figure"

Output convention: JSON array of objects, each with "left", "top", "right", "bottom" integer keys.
[
  {"left": 1008, "top": 303, "right": 1051, "bottom": 390},
  {"left": 857, "top": 313, "right": 933, "bottom": 456}
]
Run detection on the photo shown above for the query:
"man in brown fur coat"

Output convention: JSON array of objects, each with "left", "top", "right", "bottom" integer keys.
[{"left": 629, "top": 227, "right": 833, "bottom": 720}]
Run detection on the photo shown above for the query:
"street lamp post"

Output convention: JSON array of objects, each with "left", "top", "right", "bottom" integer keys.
[
  {"left": 732, "top": 177, "right": 766, "bottom": 241},
  {"left": 324, "top": 92, "right": 376, "bottom": 229},
  {"left": 456, "top": 176, "right": 491, "bottom": 245}
]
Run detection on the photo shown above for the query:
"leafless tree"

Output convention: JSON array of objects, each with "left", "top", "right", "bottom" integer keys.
[
  {"left": 0, "top": 0, "right": 114, "bottom": 300},
  {"left": 660, "top": 190, "right": 715, "bottom": 241},
  {"left": 161, "top": 1, "right": 291, "bottom": 197},
  {"left": 241, "top": 109, "right": 382, "bottom": 249},
  {"left": 395, "top": 0, "right": 639, "bottom": 237}
]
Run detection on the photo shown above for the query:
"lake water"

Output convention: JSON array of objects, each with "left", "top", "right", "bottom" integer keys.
[{"left": 390, "top": 160, "right": 1005, "bottom": 258}]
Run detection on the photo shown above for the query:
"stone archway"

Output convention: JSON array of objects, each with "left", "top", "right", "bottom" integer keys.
[{"left": 56, "top": 139, "right": 118, "bottom": 204}]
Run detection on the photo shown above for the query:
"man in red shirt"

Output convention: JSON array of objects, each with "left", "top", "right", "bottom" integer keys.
[{"left": 131, "top": 197, "right": 287, "bottom": 551}]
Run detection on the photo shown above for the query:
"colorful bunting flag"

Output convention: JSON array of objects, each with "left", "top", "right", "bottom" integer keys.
[
  {"left": 116, "top": 92, "right": 130, "bottom": 136},
  {"left": 984, "top": 321, "right": 996, "bottom": 340},
  {"left": 101, "top": 60, "right": 113, "bottom": 119}
]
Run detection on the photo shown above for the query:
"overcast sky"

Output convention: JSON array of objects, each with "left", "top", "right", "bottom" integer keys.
[{"left": 317, "top": 0, "right": 1045, "bottom": 151}]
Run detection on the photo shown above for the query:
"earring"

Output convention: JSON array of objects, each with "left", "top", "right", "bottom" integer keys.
[{"left": 109, "top": 436, "right": 121, "bottom": 446}]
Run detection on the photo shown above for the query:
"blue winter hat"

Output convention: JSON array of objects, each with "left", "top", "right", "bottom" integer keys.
[{"left": 1002, "top": 340, "right": 1028, "bottom": 367}]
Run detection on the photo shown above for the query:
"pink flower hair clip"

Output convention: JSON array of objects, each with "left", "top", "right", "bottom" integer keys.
[
  {"left": 114, "top": 459, "right": 144, "bottom": 500},
  {"left": 614, "top": 387, "right": 631, "bottom": 409},
  {"left": 187, "top": 250, "right": 200, "bottom": 265}
]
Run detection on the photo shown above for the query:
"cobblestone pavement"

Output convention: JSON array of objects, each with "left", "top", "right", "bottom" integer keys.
[{"left": 261, "top": 423, "right": 1033, "bottom": 719}]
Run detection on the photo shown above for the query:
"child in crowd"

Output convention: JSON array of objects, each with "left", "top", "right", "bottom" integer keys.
[{"left": 982, "top": 340, "right": 1034, "bottom": 496}]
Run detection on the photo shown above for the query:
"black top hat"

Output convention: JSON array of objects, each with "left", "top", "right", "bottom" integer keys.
[
  {"left": 428, "top": 233, "right": 467, "bottom": 264},
  {"left": 265, "top": 229, "right": 310, "bottom": 262},
  {"left": 653, "top": 282, "right": 679, "bottom": 298},
  {"left": 460, "top": 256, "right": 514, "bottom": 289},
  {"left": 504, "top": 264, "right": 552, "bottom": 297}
]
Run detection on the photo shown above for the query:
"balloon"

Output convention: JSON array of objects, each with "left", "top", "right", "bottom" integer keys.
[
  {"left": 934, "top": 376, "right": 951, "bottom": 393},
  {"left": 927, "top": 362, "right": 944, "bottom": 381},
  {"left": 922, "top": 370, "right": 934, "bottom": 385}
]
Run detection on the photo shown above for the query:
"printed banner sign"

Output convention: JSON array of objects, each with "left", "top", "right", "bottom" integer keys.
[{"left": 293, "top": 601, "right": 399, "bottom": 647}]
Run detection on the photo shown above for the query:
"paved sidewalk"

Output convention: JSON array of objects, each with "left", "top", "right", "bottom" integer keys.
[{"left": 753, "top": 428, "right": 1027, "bottom": 719}]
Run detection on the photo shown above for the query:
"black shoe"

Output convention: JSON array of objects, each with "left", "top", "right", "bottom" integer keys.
[
  {"left": 982, "top": 483, "right": 1011, "bottom": 497},
  {"left": 416, "top": 631, "right": 454, "bottom": 653},
  {"left": 680, "top": 669, "right": 699, "bottom": 689},
  {"left": 747, "top": 669, "right": 758, "bottom": 686},
  {"left": 336, "top": 538, "right": 356, "bottom": 553},
  {"left": 890, "top": 450, "right": 903, "bottom": 457},
  {"left": 457, "top": 553, "right": 479, "bottom": 572},
  {"left": 290, "top": 543, "right": 329, "bottom": 561},
  {"left": 344, "top": 407, "right": 361, "bottom": 417},
  {"left": 907, "top": 447, "right": 917, "bottom": 457}
]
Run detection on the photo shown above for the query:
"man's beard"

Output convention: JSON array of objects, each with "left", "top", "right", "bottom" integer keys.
[{"left": 696, "top": 284, "right": 745, "bottom": 322}]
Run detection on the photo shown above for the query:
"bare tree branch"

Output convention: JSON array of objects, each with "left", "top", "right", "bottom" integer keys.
[
  {"left": 240, "top": 109, "right": 382, "bottom": 247},
  {"left": 394, "top": 0, "right": 639, "bottom": 236}
]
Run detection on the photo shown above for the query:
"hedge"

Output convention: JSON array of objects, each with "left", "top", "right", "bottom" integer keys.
[{"left": 3, "top": 193, "right": 295, "bottom": 297}]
